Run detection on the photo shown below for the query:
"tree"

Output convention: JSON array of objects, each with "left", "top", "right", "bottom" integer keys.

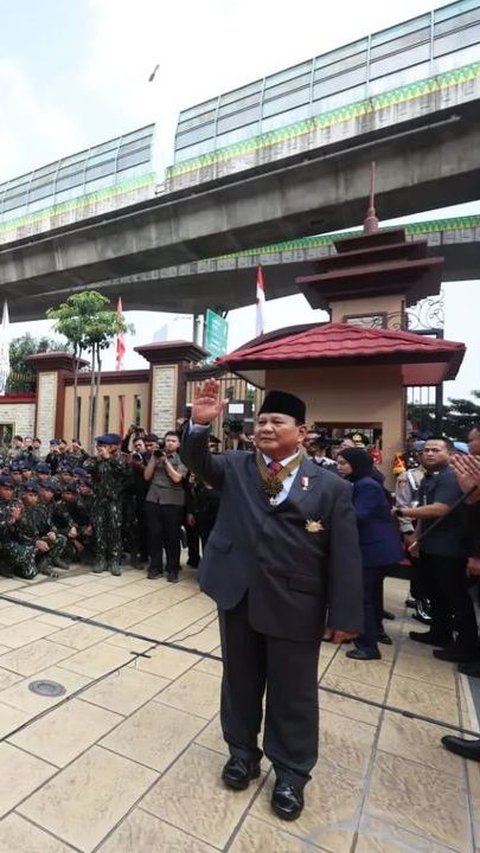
[
  {"left": 6, "top": 333, "right": 70, "bottom": 393},
  {"left": 47, "top": 292, "right": 131, "bottom": 448},
  {"left": 442, "top": 391, "right": 480, "bottom": 439},
  {"left": 407, "top": 391, "right": 480, "bottom": 441}
]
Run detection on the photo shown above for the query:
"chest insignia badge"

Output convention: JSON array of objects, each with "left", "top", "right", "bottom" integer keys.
[{"left": 305, "top": 518, "right": 324, "bottom": 533}]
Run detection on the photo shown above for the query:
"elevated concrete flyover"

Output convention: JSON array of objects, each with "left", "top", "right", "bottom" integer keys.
[
  {"left": 12, "top": 216, "right": 480, "bottom": 320},
  {"left": 0, "top": 70, "right": 480, "bottom": 313}
]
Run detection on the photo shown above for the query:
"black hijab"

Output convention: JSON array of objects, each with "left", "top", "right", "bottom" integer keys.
[{"left": 340, "top": 447, "right": 374, "bottom": 481}]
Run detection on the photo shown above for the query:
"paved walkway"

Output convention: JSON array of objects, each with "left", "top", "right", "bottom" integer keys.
[{"left": 0, "top": 565, "right": 478, "bottom": 852}]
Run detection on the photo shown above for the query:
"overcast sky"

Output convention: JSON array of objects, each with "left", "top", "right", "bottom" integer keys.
[{"left": 0, "top": 0, "right": 478, "bottom": 401}]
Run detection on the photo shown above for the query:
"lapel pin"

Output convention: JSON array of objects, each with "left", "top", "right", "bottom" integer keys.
[
  {"left": 301, "top": 476, "right": 309, "bottom": 491},
  {"left": 305, "top": 518, "right": 324, "bottom": 533}
]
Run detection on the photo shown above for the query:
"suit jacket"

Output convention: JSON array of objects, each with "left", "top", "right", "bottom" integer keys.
[
  {"left": 351, "top": 476, "right": 404, "bottom": 568},
  {"left": 181, "top": 428, "right": 363, "bottom": 641}
]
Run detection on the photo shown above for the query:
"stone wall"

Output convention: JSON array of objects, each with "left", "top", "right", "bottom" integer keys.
[
  {"left": 151, "top": 365, "right": 177, "bottom": 435},
  {"left": 0, "top": 401, "right": 35, "bottom": 437},
  {"left": 36, "top": 372, "right": 58, "bottom": 447}
]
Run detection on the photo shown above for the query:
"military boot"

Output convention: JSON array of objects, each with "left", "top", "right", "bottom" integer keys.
[
  {"left": 52, "top": 557, "right": 70, "bottom": 570},
  {"left": 92, "top": 560, "right": 108, "bottom": 573},
  {"left": 37, "top": 558, "right": 59, "bottom": 578},
  {"left": 108, "top": 563, "right": 122, "bottom": 576}
]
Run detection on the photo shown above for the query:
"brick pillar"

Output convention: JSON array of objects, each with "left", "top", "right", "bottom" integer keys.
[
  {"left": 134, "top": 341, "right": 207, "bottom": 434},
  {"left": 26, "top": 352, "right": 88, "bottom": 447}
]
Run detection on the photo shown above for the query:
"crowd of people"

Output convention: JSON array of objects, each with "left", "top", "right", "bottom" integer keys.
[
  {"left": 0, "top": 426, "right": 222, "bottom": 582},
  {"left": 1, "top": 400, "right": 480, "bottom": 814}
]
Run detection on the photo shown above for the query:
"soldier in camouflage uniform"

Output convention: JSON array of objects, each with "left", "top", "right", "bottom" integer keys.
[
  {"left": 9, "top": 463, "right": 25, "bottom": 499},
  {"left": 73, "top": 475, "right": 94, "bottom": 560},
  {"left": 0, "top": 475, "right": 37, "bottom": 579},
  {"left": 37, "top": 480, "right": 72, "bottom": 569},
  {"left": 84, "top": 434, "right": 128, "bottom": 576},
  {"left": 66, "top": 439, "right": 89, "bottom": 468},
  {"left": 54, "top": 483, "right": 82, "bottom": 562},
  {"left": 17, "top": 481, "right": 63, "bottom": 577}
]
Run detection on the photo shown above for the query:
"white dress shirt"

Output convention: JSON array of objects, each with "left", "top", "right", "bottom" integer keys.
[{"left": 189, "top": 422, "right": 300, "bottom": 506}]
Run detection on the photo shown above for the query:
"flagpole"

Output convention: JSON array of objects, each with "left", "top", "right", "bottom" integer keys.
[
  {"left": 256, "top": 265, "right": 266, "bottom": 337},
  {"left": 115, "top": 298, "right": 126, "bottom": 435},
  {"left": 0, "top": 300, "right": 11, "bottom": 396}
]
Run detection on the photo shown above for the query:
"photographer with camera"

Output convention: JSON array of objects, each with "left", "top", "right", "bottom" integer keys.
[
  {"left": 127, "top": 433, "right": 150, "bottom": 567},
  {"left": 144, "top": 430, "right": 187, "bottom": 582},
  {"left": 223, "top": 419, "right": 254, "bottom": 452}
]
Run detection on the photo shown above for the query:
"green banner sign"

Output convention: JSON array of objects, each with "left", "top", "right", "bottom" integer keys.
[{"left": 204, "top": 309, "right": 228, "bottom": 360}]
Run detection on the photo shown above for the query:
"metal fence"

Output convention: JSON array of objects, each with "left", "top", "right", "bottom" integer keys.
[
  {"left": 174, "top": 0, "right": 480, "bottom": 163},
  {"left": 0, "top": 124, "right": 155, "bottom": 222}
]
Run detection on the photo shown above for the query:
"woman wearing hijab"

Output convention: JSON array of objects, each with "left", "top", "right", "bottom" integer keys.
[{"left": 337, "top": 447, "right": 404, "bottom": 660}]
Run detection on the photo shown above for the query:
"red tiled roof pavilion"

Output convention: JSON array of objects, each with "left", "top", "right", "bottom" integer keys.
[{"left": 217, "top": 322, "right": 465, "bottom": 386}]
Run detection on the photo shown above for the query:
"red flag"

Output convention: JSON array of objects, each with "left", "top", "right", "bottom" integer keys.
[
  {"left": 115, "top": 297, "right": 126, "bottom": 370},
  {"left": 255, "top": 266, "right": 266, "bottom": 337}
]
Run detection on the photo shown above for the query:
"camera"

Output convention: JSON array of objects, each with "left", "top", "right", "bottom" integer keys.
[
  {"left": 223, "top": 419, "right": 244, "bottom": 435},
  {"left": 153, "top": 449, "right": 165, "bottom": 459}
]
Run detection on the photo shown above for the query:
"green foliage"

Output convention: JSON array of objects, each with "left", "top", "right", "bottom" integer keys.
[
  {"left": 6, "top": 333, "right": 70, "bottom": 393},
  {"left": 46, "top": 291, "right": 130, "bottom": 356},
  {"left": 46, "top": 291, "right": 133, "bottom": 448},
  {"left": 407, "top": 391, "right": 480, "bottom": 440}
]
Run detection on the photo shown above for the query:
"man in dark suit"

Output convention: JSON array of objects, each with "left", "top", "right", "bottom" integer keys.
[{"left": 181, "top": 380, "right": 363, "bottom": 821}]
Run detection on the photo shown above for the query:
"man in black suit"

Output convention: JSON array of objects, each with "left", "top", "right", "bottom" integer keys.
[{"left": 181, "top": 380, "right": 363, "bottom": 821}]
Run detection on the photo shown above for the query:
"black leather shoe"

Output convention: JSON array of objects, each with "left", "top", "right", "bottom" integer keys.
[
  {"left": 408, "top": 631, "right": 451, "bottom": 646},
  {"left": 346, "top": 648, "right": 381, "bottom": 661},
  {"left": 377, "top": 632, "right": 393, "bottom": 645},
  {"left": 221, "top": 757, "right": 261, "bottom": 791},
  {"left": 166, "top": 572, "right": 179, "bottom": 583},
  {"left": 147, "top": 568, "right": 163, "bottom": 579},
  {"left": 458, "top": 662, "right": 480, "bottom": 677},
  {"left": 271, "top": 782, "right": 304, "bottom": 821},
  {"left": 442, "top": 735, "right": 480, "bottom": 761},
  {"left": 433, "top": 647, "right": 478, "bottom": 664}
]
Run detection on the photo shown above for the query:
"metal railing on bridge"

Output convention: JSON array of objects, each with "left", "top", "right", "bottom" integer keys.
[
  {"left": 173, "top": 0, "right": 480, "bottom": 165},
  {"left": 0, "top": 124, "right": 155, "bottom": 223}
]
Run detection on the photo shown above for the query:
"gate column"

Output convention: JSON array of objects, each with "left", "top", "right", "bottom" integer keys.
[{"left": 135, "top": 341, "right": 207, "bottom": 435}]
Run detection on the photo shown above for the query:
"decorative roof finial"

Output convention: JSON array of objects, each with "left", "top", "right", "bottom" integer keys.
[{"left": 363, "top": 161, "right": 379, "bottom": 234}]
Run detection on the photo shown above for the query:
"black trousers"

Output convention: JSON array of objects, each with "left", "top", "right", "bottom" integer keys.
[
  {"left": 218, "top": 595, "right": 320, "bottom": 788},
  {"left": 134, "top": 493, "right": 149, "bottom": 561},
  {"left": 145, "top": 502, "right": 184, "bottom": 575},
  {"left": 419, "top": 551, "right": 478, "bottom": 650},
  {"left": 355, "top": 565, "right": 390, "bottom": 653},
  {"left": 185, "top": 520, "right": 200, "bottom": 567}
]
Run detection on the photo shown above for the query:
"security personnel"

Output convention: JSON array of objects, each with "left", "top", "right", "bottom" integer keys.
[{"left": 85, "top": 433, "right": 128, "bottom": 576}]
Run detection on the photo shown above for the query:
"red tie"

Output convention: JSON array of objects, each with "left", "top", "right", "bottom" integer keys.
[{"left": 268, "top": 460, "right": 283, "bottom": 478}]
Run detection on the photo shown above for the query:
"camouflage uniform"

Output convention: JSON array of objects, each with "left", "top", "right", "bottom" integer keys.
[
  {"left": 72, "top": 491, "right": 94, "bottom": 557},
  {"left": 0, "top": 499, "right": 37, "bottom": 579},
  {"left": 84, "top": 454, "right": 128, "bottom": 574},
  {"left": 16, "top": 502, "right": 64, "bottom": 576}
]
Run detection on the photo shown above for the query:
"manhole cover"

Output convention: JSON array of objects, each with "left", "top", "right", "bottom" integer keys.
[{"left": 28, "top": 680, "right": 66, "bottom": 697}]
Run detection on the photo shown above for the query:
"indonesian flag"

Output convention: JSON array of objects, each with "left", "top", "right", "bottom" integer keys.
[
  {"left": 115, "top": 297, "right": 126, "bottom": 370},
  {"left": 0, "top": 301, "right": 10, "bottom": 396},
  {"left": 255, "top": 265, "right": 266, "bottom": 337}
]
